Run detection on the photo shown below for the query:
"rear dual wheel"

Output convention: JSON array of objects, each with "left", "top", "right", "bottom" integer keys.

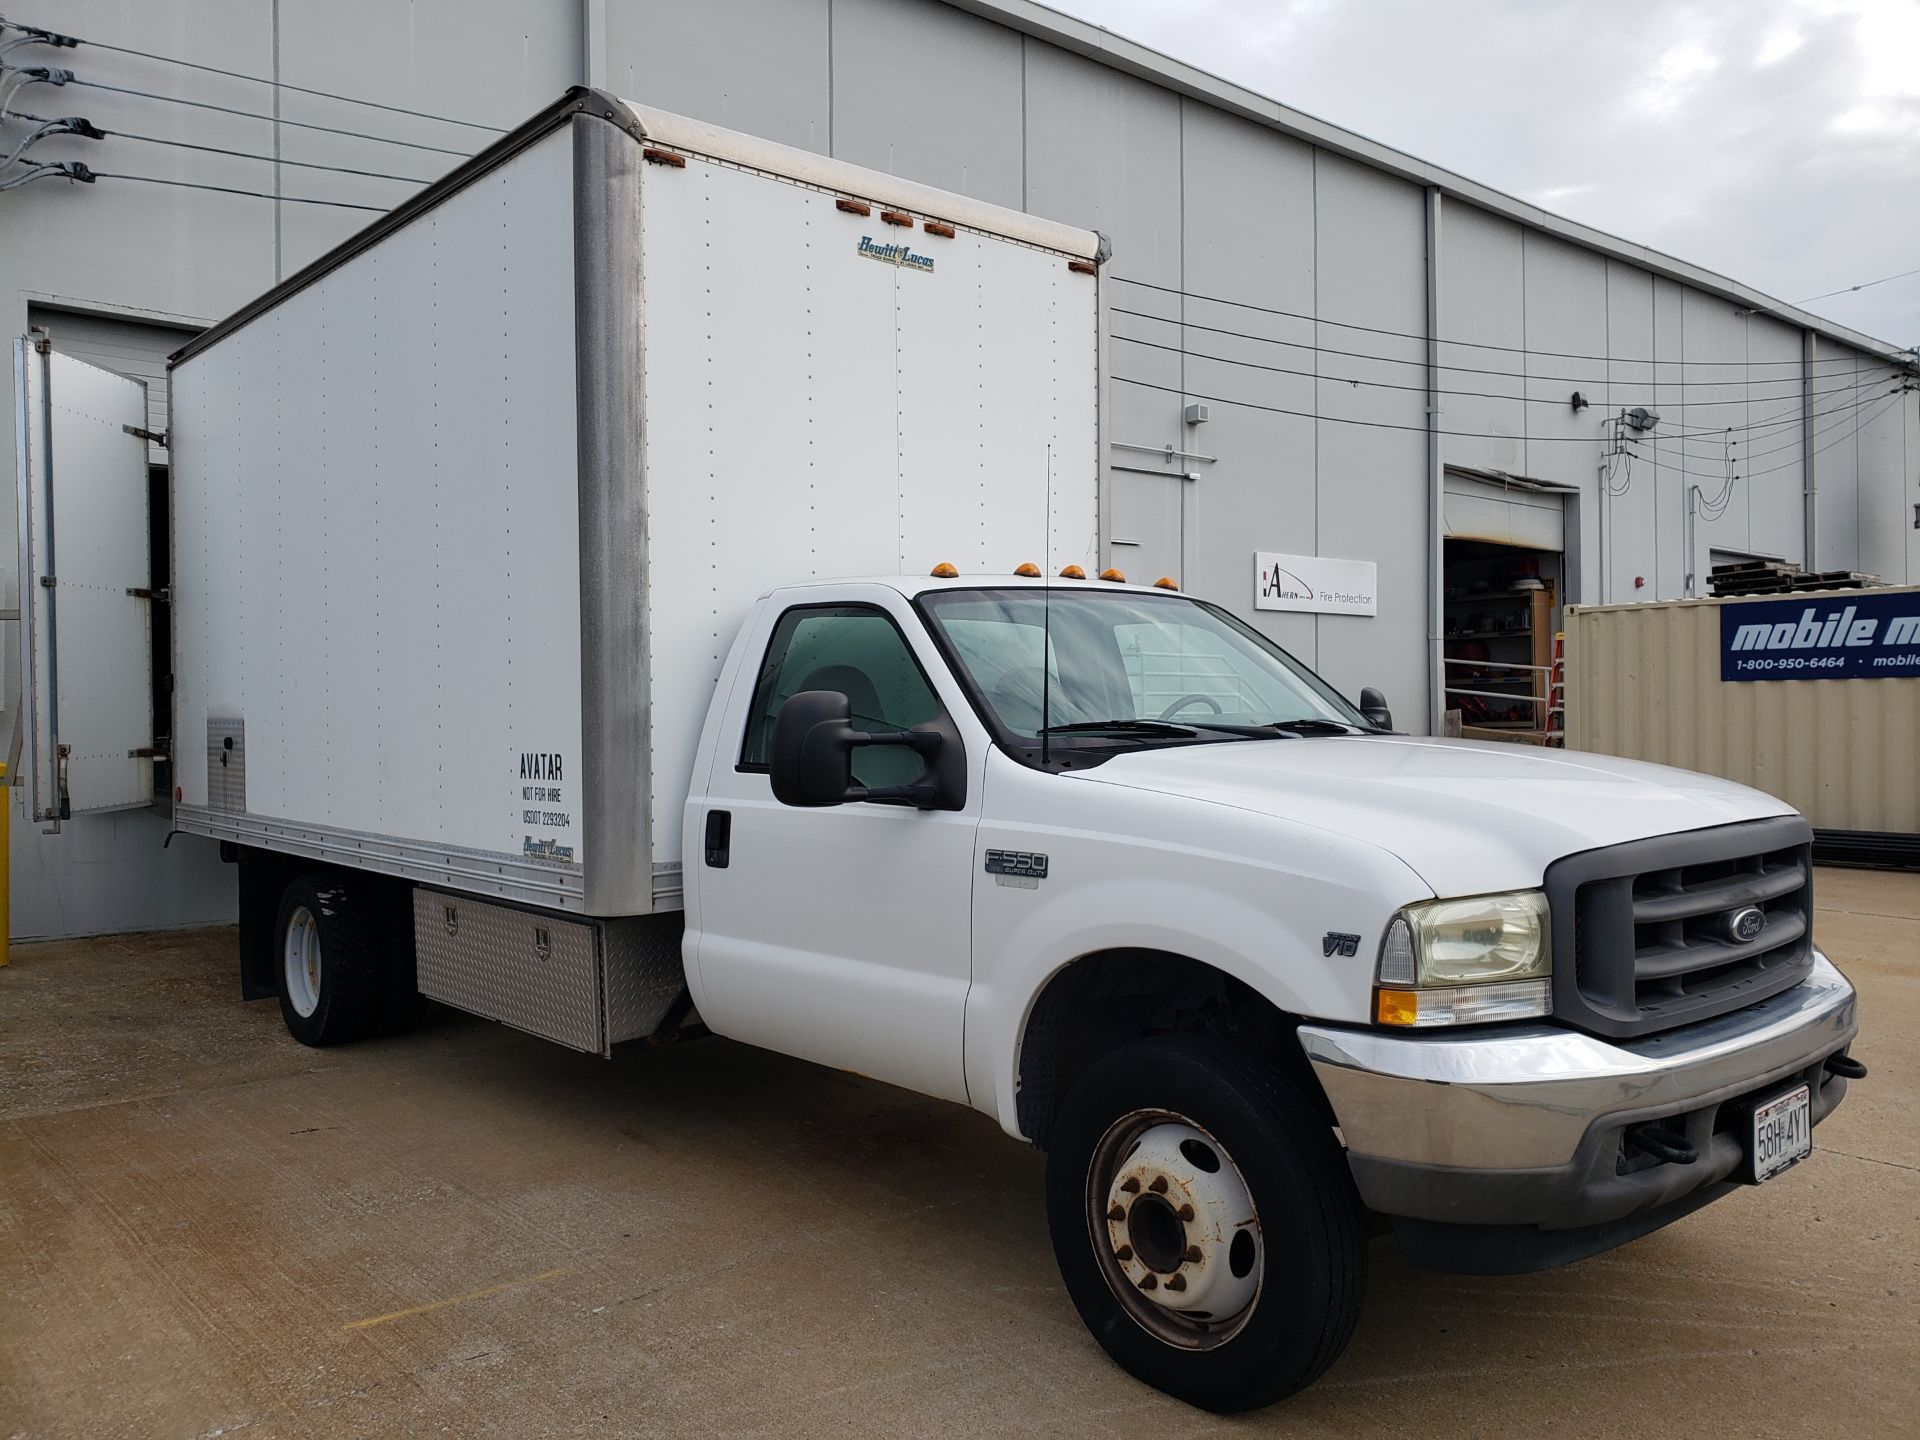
[
  {"left": 275, "top": 874, "right": 387, "bottom": 1046},
  {"left": 1046, "top": 1035, "right": 1367, "bottom": 1412}
]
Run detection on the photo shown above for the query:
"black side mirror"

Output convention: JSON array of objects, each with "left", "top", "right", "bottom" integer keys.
[
  {"left": 769, "top": 690, "right": 965, "bottom": 810},
  {"left": 1358, "top": 686, "right": 1393, "bottom": 730}
]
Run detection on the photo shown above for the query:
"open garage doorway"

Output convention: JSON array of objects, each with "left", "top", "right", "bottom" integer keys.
[
  {"left": 1442, "top": 537, "right": 1564, "bottom": 744},
  {"left": 1441, "top": 466, "right": 1573, "bottom": 746}
]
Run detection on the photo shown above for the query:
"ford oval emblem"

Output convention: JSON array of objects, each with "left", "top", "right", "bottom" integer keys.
[{"left": 1730, "top": 906, "right": 1766, "bottom": 943}]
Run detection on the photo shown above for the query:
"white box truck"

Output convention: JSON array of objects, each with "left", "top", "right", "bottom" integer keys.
[{"left": 12, "top": 90, "right": 1864, "bottom": 1411}]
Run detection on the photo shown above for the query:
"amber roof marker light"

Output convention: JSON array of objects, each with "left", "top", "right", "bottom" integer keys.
[
  {"left": 1153, "top": 576, "right": 1179, "bottom": 591},
  {"left": 1099, "top": 567, "right": 1127, "bottom": 583},
  {"left": 1014, "top": 562, "right": 1042, "bottom": 577},
  {"left": 930, "top": 562, "right": 959, "bottom": 578},
  {"left": 1058, "top": 565, "right": 1086, "bottom": 580}
]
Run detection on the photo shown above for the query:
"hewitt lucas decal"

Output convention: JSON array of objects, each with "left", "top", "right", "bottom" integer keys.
[
  {"left": 857, "top": 235, "right": 935, "bottom": 273},
  {"left": 1253, "top": 551, "right": 1379, "bottom": 617}
]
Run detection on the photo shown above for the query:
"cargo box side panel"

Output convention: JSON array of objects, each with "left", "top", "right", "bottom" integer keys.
[
  {"left": 638, "top": 150, "right": 1100, "bottom": 871},
  {"left": 172, "top": 126, "right": 588, "bottom": 908},
  {"left": 896, "top": 227, "right": 1100, "bottom": 583}
]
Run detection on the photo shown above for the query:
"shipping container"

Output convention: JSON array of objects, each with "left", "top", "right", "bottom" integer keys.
[{"left": 1564, "top": 587, "right": 1920, "bottom": 857}]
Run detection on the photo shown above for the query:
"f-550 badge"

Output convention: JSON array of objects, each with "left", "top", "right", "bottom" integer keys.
[
  {"left": 985, "top": 850, "right": 1048, "bottom": 889},
  {"left": 1322, "top": 931, "right": 1362, "bottom": 958}
]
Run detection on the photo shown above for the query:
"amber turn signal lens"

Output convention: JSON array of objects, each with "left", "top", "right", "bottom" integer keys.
[
  {"left": 930, "top": 562, "right": 959, "bottom": 578},
  {"left": 1058, "top": 565, "right": 1086, "bottom": 579},
  {"left": 1153, "top": 576, "right": 1179, "bottom": 590},
  {"left": 1014, "top": 562, "right": 1042, "bottom": 577},
  {"left": 1375, "top": 989, "right": 1420, "bottom": 1026},
  {"left": 1099, "top": 567, "right": 1126, "bottom": 583}
]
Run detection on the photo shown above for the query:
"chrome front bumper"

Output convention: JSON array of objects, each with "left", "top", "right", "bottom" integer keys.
[{"left": 1296, "top": 952, "right": 1858, "bottom": 1243}]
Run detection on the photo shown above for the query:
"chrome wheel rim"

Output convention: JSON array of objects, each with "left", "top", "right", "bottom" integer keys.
[
  {"left": 1086, "top": 1109, "right": 1264, "bottom": 1349},
  {"left": 283, "top": 905, "right": 322, "bottom": 1018}
]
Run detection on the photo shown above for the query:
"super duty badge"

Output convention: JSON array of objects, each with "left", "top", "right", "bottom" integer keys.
[{"left": 986, "top": 849, "right": 1048, "bottom": 889}]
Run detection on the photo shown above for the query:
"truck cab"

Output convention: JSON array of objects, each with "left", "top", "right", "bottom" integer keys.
[{"left": 683, "top": 568, "right": 1860, "bottom": 1411}]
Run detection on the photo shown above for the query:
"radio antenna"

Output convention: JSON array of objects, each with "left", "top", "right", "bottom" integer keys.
[{"left": 1041, "top": 443, "right": 1052, "bottom": 768}]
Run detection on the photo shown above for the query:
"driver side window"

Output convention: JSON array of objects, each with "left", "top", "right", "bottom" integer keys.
[{"left": 740, "top": 605, "right": 945, "bottom": 787}]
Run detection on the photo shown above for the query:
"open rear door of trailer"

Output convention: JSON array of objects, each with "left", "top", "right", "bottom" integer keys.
[{"left": 13, "top": 333, "right": 160, "bottom": 830}]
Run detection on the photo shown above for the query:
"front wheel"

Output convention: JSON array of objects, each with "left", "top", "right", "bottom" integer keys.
[{"left": 1045, "top": 1035, "right": 1367, "bottom": 1412}]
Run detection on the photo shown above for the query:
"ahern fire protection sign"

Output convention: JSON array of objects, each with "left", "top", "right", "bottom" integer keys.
[{"left": 1720, "top": 591, "right": 1920, "bottom": 681}]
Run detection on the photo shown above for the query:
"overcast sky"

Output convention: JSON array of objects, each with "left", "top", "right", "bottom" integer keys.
[{"left": 1046, "top": 0, "right": 1920, "bottom": 348}]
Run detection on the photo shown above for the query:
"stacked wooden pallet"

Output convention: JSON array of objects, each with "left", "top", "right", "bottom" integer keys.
[{"left": 1709, "top": 560, "right": 1881, "bottom": 597}]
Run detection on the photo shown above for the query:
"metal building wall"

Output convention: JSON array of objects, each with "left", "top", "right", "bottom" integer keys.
[
  {"left": 0, "top": 0, "right": 583, "bottom": 938},
  {"left": 0, "top": 0, "right": 1912, "bottom": 936}
]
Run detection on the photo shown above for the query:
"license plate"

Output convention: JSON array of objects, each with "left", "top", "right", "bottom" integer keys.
[{"left": 1750, "top": 1083, "right": 1812, "bottom": 1183}]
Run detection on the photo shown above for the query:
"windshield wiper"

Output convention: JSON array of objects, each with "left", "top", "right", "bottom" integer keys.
[
  {"left": 1039, "top": 718, "right": 1291, "bottom": 741},
  {"left": 1038, "top": 719, "right": 1198, "bottom": 737},
  {"left": 1265, "top": 718, "right": 1375, "bottom": 736}
]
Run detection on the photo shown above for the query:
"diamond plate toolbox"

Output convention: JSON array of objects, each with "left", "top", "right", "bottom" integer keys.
[{"left": 413, "top": 890, "right": 685, "bottom": 1054}]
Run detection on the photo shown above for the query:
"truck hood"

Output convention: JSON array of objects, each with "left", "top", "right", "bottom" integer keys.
[{"left": 1072, "top": 736, "right": 1795, "bottom": 897}]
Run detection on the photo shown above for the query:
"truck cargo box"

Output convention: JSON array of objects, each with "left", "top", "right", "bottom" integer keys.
[{"left": 153, "top": 89, "right": 1103, "bottom": 916}]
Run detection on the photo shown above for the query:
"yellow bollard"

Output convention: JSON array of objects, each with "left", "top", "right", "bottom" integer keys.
[{"left": 0, "top": 761, "right": 9, "bottom": 966}]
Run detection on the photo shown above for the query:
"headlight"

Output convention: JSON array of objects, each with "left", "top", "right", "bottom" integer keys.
[{"left": 1374, "top": 890, "right": 1551, "bottom": 1026}]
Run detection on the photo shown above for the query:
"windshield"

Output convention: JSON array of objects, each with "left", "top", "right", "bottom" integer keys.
[{"left": 917, "top": 587, "right": 1370, "bottom": 749}]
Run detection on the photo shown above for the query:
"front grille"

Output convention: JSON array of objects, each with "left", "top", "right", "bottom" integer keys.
[{"left": 1546, "top": 815, "right": 1815, "bottom": 1039}]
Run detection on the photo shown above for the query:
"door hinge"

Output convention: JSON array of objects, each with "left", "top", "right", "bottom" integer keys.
[
  {"left": 30, "top": 333, "right": 51, "bottom": 356},
  {"left": 128, "top": 745, "right": 168, "bottom": 759},
  {"left": 126, "top": 586, "right": 171, "bottom": 602},
  {"left": 122, "top": 424, "right": 168, "bottom": 447},
  {"left": 38, "top": 574, "right": 55, "bottom": 588}
]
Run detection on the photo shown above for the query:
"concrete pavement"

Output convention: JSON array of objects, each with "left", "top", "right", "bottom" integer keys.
[{"left": 2, "top": 867, "right": 1915, "bottom": 1438}]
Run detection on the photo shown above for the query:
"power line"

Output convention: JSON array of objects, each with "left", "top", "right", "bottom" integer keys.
[
  {"left": 89, "top": 170, "right": 386, "bottom": 211},
  {"left": 1115, "top": 274, "right": 1909, "bottom": 372},
  {"left": 1111, "top": 372, "right": 1909, "bottom": 460},
  {"left": 67, "top": 77, "right": 471, "bottom": 156},
  {"left": 0, "top": 58, "right": 56, "bottom": 114},
  {"left": 1665, "top": 378, "right": 1906, "bottom": 444},
  {"left": 0, "top": 156, "right": 70, "bottom": 189},
  {"left": 111, "top": 127, "right": 432, "bottom": 185},
  {"left": 1797, "top": 265, "right": 1920, "bottom": 305},
  {"left": 0, "top": 110, "right": 83, "bottom": 169},
  {"left": 1114, "top": 303, "right": 1888, "bottom": 397},
  {"left": 11, "top": 109, "right": 433, "bottom": 183},
  {"left": 1113, "top": 328, "right": 1892, "bottom": 426},
  {"left": 1714, "top": 391, "right": 1908, "bottom": 484},
  {"left": 1113, "top": 373, "right": 1599, "bottom": 443},
  {"left": 1656, "top": 384, "right": 1909, "bottom": 467},
  {"left": 14, "top": 23, "right": 505, "bottom": 134}
]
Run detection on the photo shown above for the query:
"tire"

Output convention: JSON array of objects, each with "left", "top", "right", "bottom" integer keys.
[
  {"left": 1045, "top": 1034, "right": 1367, "bottom": 1412},
  {"left": 274, "top": 872, "right": 384, "bottom": 1047}
]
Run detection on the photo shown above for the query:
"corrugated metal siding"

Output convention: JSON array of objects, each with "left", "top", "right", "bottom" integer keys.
[
  {"left": 29, "top": 309, "right": 200, "bottom": 465},
  {"left": 1565, "top": 590, "right": 1920, "bottom": 833}
]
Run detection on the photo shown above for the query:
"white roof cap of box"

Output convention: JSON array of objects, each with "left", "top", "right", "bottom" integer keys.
[{"left": 617, "top": 98, "right": 1102, "bottom": 261}]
